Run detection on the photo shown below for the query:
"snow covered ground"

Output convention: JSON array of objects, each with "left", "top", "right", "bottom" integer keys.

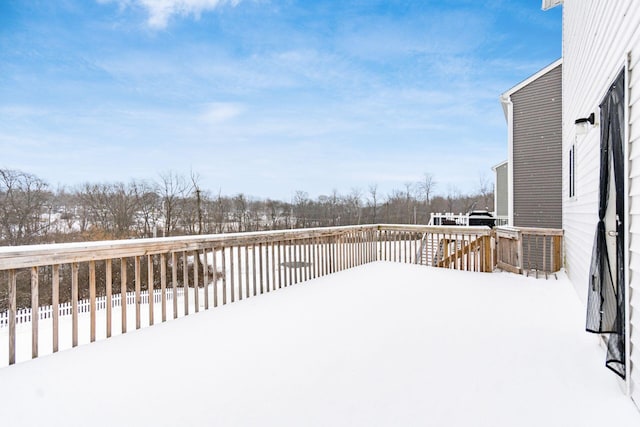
[{"left": 0, "top": 262, "right": 638, "bottom": 426}]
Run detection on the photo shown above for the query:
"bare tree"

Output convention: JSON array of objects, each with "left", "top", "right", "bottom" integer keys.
[
  {"left": 385, "top": 189, "right": 406, "bottom": 224},
  {"left": 110, "top": 182, "right": 140, "bottom": 237},
  {"left": 157, "top": 171, "right": 192, "bottom": 236},
  {"left": 232, "top": 193, "right": 249, "bottom": 232},
  {"left": 0, "top": 169, "right": 50, "bottom": 245},
  {"left": 76, "top": 182, "right": 140, "bottom": 238},
  {"left": 132, "top": 180, "right": 161, "bottom": 238},
  {"left": 78, "top": 183, "right": 111, "bottom": 234},
  {"left": 53, "top": 185, "right": 79, "bottom": 234},
  {"left": 294, "top": 190, "right": 311, "bottom": 228},
  {"left": 477, "top": 173, "right": 493, "bottom": 211},
  {"left": 211, "top": 190, "right": 230, "bottom": 233},
  {"left": 417, "top": 172, "right": 436, "bottom": 223},
  {"left": 264, "top": 199, "right": 281, "bottom": 229},
  {"left": 403, "top": 182, "right": 416, "bottom": 223},
  {"left": 417, "top": 173, "right": 436, "bottom": 205},
  {"left": 346, "top": 188, "right": 363, "bottom": 225},
  {"left": 367, "top": 184, "right": 379, "bottom": 223},
  {"left": 446, "top": 185, "right": 462, "bottom": 213}
]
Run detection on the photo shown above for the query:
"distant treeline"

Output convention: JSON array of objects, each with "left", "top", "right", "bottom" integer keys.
[{"left": 0, "top": 168, "right": 493, "bottom": 246}]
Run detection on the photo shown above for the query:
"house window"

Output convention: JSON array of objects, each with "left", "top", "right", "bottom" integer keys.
[{"left": 569, "top": 144, "right": 576, "bottom": 198}]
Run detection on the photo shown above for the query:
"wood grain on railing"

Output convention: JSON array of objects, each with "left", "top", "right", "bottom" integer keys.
[
  {"left": 1, "top": 224, "right": 499, "bottom": 367},
  {"left": 495, "top": 227, "right": 563, "bottom": 276}
]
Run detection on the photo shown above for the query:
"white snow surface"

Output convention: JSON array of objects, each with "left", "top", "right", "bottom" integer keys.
[{"left": 0, "top": 262, "right": 638, "bottom": 426}]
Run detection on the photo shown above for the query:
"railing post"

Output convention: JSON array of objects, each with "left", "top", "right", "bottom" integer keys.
[
  {"left": 517, "top": 230, "right": 524, "bottom": 273},
  {"left": 244, "top": 245, "right": 250, "bottom": 297},
  {"left": 221, "top": 247, "right": 227, "bottom": 305},
  {"left": 235, "top": 246, "right": 242, "bottom": 301},
  {"left": 259, "top": 242, "right": 265, "bottom": 293},
  {"left": 229, "top": 247, "right": 235, "bottom": 303},
  {"left": 183, "top": 252, "right": 190, "bottom": 313},
  {"left": 252, "top": 244, "right": 258, "bottom": 293},
  {"left": 492, "top": 231, "right": 497, "bottom": 271},
  {"left": 277, "top": 242, "right": 282, "bottom": 288},
  {"left": 121, "top": 258, "right": 128, "bottom": 332},
  {"left": 268, "top": 242, "right": 273, "bottom": 291},
  {"left": 31, "top": 266, "right": 39, "bottom": 359},
  {"left": 553, "top": 235, "right": 562, "bottom": 271},
  {"left": 483, "top": 235, "right": 492, "bottom": 273},
  {"left": 89, "top": 261, "right": 96, "bottom": 342},
  {"left": 271, "top": 242, "right": 277, "bottom": 288},
  {"left": 148, "top": 254, "right": 155, "bottom": 321},
  {"left": 8, "top": 269, "right": 16, "bottom": 365},
  {"left": 105, "top": 260, "right": 112, "bottom": 338},
  {"left": 72, "top": 262, "right": 79, "bottom": 347},
  {"left": 172, "top": 252, "right": 179, "bottom": 316},
  {"left": 52, "top": 264, "right": 60, "bottom": 352},
  {"left": 211, "top": 246, "right": 218, "bottom": 307},
  {"left": 161, "top": 253, "right": 167, "bottom": 321},
  {"left": 135, "top": 256, "right": 141, "bottom": 329},
  {"left": 203, "top": 249, "right": 209, "bottom": 310}
]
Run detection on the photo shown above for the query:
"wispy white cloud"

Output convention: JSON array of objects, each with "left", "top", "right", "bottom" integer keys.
[
  {"left": 100, "top": 0, "right": 242, "bottom": 28},
  {"left": 200, "top": 102, "right": 244, "bottom": 124},
  {"left": 336, "top": 9, "right": 491, "bottom": 62},
  {"left": 1, "top": 0, "right": 561, "bottom": 199}
]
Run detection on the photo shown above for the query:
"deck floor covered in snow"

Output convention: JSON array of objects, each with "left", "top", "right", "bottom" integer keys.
[{"left": 0, "top": 262, "right": 639, "bottom": 426}]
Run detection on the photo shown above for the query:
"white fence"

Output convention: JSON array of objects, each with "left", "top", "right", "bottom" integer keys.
[{"left": 0, "top": 287, "right": 186, "bottom": 328}]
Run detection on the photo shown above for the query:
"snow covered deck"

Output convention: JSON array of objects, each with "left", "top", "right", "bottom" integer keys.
[{"left": 0, "top": 262, "right": 638, "bottom": 426}]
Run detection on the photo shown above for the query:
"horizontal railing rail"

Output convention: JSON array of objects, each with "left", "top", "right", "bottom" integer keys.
[{"left": 0, "top": 224, "right": 495, "bottom": 367}]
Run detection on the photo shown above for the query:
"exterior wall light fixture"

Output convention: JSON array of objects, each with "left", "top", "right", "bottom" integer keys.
[{"left": 575, "top": 112, "right": 595, "bottom": 136}]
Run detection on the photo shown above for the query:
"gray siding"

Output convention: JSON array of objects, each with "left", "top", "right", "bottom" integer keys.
[
  {"left": 511, "top": 64, "right": 562, "bottom": 228},
  {"left": 495, "top": 163, "right": 508, "bottom": 216}
]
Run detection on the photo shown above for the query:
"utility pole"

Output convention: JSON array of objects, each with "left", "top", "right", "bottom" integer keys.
[{"left": 196, "top": 188, "right": 203, "bottom": 235}]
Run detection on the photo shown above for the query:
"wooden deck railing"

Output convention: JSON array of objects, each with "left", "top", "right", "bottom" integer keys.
[
  {"left": 494, "top": 226, "right": 563, "bottom": 276},
  {"left": 0, "top": 224, "right": 495, "bottom": 366},
  {"left": 379, "top": 225, "right": 494, "bottom": 272}
]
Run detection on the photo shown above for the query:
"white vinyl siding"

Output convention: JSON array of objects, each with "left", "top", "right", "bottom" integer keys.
[
  {"left": 627, "top": 36, "right": 640, "bottom": 405},
  {"left": 563, "top": 0, "right": 640, "bottom": 405},
  {"left": 568, "top": 144, "right": 575, "bottom": 198}
]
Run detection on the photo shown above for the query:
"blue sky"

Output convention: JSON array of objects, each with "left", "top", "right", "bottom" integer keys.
[{"left": 0, "top": 0, "right": 561, "bottom": 200}]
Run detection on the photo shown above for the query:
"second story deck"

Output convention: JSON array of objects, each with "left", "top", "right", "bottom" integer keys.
[
  {"left": 0, "top": 224, "right": 562, "bottom": 367},
  {"left": 0, "top": 259, "right": 638, "bottom": 425}
]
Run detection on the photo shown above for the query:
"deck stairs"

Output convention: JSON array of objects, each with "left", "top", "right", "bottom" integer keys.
[
  {"left": 416, "top": 233, "right": 479, "bottom": 267},
  {"left": 416, "top": 234, "right": 460, "bottom": 266}
]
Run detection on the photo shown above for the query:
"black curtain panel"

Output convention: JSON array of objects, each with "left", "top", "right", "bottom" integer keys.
[{"left": 585, "top": 70, "right": 626, "bottom": 379}]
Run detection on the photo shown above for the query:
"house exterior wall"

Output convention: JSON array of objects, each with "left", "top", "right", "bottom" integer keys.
[
  {"left": 562, "top": 0, "right": 640, "bottom": 403},
  {"left": 511, "top": 64, "right": 563, "bottom": 229},
  {"left": 493, "top": 162, "right": 508, "bottom": 217}
]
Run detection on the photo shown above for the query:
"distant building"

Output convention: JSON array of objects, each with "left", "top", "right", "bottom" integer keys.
[
  {"left": 491, "top": 160, "right": 508, "bottom": 218},
  {"left": 499, "top": 59, "right": 562, "bottom": 228}
]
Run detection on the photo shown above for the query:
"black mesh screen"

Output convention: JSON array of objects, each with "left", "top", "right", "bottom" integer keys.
[{"left": 585, "top": 71, "right": 625, "bottom": 379}]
